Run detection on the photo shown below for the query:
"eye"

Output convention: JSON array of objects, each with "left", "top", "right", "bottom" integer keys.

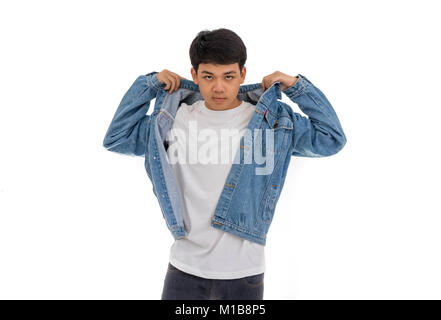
[{"left": 203, "top": 75, "right": 234, "bottom": 80}]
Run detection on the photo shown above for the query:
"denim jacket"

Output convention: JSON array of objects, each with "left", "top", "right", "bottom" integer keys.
[{"left": 103, "top": 71, "right": 346, "bottom": 245}]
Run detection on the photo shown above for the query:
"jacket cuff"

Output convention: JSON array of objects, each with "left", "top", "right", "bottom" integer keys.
[{"left": 282, "top": 74, "right": 310, "bottom": 99}]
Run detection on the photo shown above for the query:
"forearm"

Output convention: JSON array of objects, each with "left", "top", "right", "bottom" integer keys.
[
  {"left": 284, "top": 75, "right": 347, "bottom": 157},
  {"left": 102, "top": 72, "right": 160, "bottom": 156}
]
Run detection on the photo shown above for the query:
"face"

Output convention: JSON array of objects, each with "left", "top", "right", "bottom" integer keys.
[{"left": 191, "top": 63, "right": 246, "bottom": 111}]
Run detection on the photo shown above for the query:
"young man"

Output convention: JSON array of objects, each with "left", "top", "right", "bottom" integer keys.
[{"left": 103, "top": 28, "right": 346, "bottom": 300}]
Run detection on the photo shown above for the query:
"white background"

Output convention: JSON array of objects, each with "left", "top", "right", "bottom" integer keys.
[{"left": 1, "top": 0, "right": 440, "bottom": 299}]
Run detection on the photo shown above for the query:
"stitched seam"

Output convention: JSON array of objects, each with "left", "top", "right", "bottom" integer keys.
[{"left": 213, "top": 217, "right": 266, "bottom": 240}]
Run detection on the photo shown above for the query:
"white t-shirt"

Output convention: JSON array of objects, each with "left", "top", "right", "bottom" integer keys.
[{"left": 165, "top": 99, "right": 265, "bottom": 279}]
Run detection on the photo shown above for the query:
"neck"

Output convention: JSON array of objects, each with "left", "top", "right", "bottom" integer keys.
[{"left": 205, "top": 98, "right": 242, "bottom": 111}]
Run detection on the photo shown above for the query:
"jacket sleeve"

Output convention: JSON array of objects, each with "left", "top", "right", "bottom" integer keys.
[
  {"left": 283, "top": 74, "right": 347, "bottom": 157},
  {"left": 102, "top": 71, "right": 164, "bottom": 157}
]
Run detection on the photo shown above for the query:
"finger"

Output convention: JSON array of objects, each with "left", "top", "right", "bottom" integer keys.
[
  {"left": 173, "top": 74, "right": 181, "bottom": 91},
  {"left": 165, "top": 75, "right": 176, "bottom": 92},
  {"left": 170, "top": 74, "right": 179, "bottom": 93},
  {"left": 265, "top": 78, "right": 274, "bottom": 88},
  {"left": 169, "top": 73, "right": 181, "bottom": 93},
  {"left": 261, "top": 77, "right": 267, "bottom": 91}
]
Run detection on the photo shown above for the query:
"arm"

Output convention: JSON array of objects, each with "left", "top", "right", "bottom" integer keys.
[
  {"left": 102, "top": 71, "right": 163, "bottom": 156},
  {"left": 283, "top": 74, "right": 347, "bottom": 157}
]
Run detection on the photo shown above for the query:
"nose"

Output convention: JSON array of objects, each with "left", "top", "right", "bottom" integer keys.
[{"left": 213, "top": 80, "right": 225, "bottom": 92}]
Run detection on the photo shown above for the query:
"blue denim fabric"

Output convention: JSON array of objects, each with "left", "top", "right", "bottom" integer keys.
[
  {"left": 103, "top": 71, "right": 346, "bottom": 245},
  {"left": 161, "top": 263, "right": 264, "bottom": 300}
]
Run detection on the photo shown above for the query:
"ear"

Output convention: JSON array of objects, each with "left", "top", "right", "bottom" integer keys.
[
  {"left": 191, "top": 67, "right": 198, "bottom": 84},
  {"left": 240, "top": 66, "right": 246, "bottom": 84}
]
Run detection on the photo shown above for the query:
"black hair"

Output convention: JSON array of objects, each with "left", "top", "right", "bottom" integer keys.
[{"left": 189, "top": 28, "right": 247, "bottom": 75}]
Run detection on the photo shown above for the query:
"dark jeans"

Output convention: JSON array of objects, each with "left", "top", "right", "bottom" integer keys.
[{"left": 161, "top": 263, "right": 264, "bottom": 300}]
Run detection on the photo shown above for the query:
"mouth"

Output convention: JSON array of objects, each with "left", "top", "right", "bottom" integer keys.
[{"left": 213, "top": 97, "right": 226, "bottom": 102}]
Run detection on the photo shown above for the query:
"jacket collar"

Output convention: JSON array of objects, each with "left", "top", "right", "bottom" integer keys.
[{"left": 176, "top": 78, "right": 282, "bottom": 115}]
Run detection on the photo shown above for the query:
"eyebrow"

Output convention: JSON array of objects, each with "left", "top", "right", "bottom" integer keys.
[{"left": 200, "top": 70, "right": 237, "bottom": 75}]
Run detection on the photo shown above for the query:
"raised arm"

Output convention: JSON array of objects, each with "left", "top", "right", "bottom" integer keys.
[
  {"left": 283, "top": 74, "right": 347, "bottom": 157},
  {"left": 102, "top": 71, "right": 162, "bottom": 157}
]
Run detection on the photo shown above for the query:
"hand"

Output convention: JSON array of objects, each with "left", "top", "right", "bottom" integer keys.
[
  {"left": 157, "top": 69, "right": 188, "bottom": 94},
  {"left": 261, "top": 71, "right": 298, "bottom": 92}
]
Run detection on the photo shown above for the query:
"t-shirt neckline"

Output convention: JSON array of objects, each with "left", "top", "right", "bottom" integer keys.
[{"left": 200, "top": 100, "right": 248, "bottom": 118}]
